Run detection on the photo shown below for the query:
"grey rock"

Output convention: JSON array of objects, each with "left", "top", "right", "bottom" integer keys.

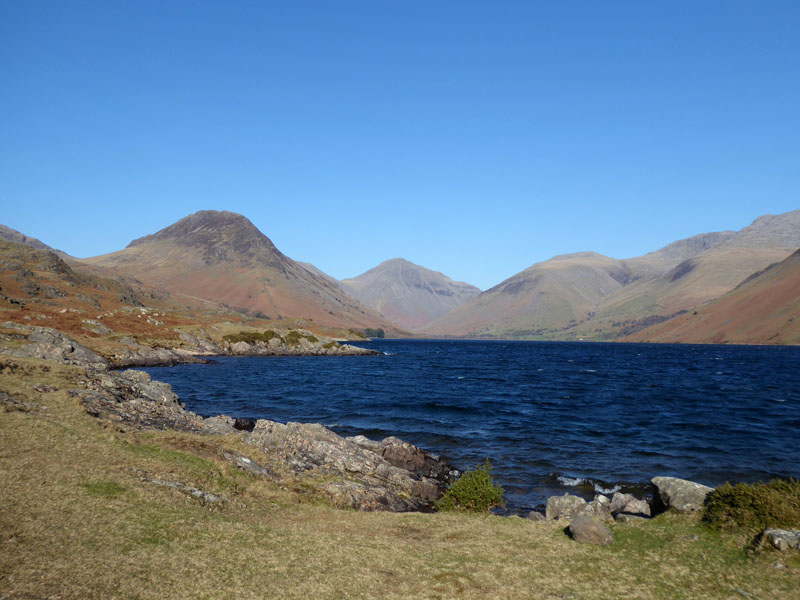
[
  {"left": 7, "top": 326, "right": 108, "bottom": 371},
  {"left": 546, "top": 493, "right": 587, "bottom": 521},
  {"left": 73, "top": 369, "right": 209, "bottom": 432},
  {"left": 526, "top": 511, "right": 546, "bottom": 522},
  {"left": 245, "top": 419, "right": 453, "bottom": 512},
  {"left": 610, "top": 491, "right": 651, "bottom": 517},
  {"left": 755, "top": 529, "right": 800, "bottom": 552},
  {"left": 349, "top": 435, "right": 459, "bottom": 483},
  {"left": 576, "top": 494, "right": 612, "bottom": 520},
  {"left": 651, "top": 476, "right": 713, "bottom": 513},
  {"left": 222, "top": 451, "right": 279, "bottom": 480},
  {"left": 568, "top": 515, "right": 614, "bottom": 546},
  {"left": 82, "top": 319, "right": 113, "bottom": 335},
  {"left": 614, "top": 513, "right": 649, "bottom": 523},
  {"left": 147, "top": 477, "right": 227, "bottom": 505},
  {"left": 203, "top": 415, "right": 238, "bottom": 434}
]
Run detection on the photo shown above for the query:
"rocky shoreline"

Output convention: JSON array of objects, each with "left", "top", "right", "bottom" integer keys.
[
  {"left": 3, "top": 321, "right": 799, "bottom": 552},
  {"left": 104, "top": 327, "right": 380, "bottom": 368},
  {"left": 1, "top": 322, "right": 453, "bottom": 512}
]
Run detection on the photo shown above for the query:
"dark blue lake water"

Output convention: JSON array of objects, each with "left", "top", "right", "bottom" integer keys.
[{"left": 143, "top": 340, "right": 800, "bottom": 513}]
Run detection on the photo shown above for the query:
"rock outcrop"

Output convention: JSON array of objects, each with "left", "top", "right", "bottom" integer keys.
[
  {"left": 4, "top": 324, "right": 109, "bottom": 371},
  {"left": 244, "top": 421, "right": 457, "bottom": 512},
  {"left": 651, "top": 476, "right": 714, "bottom": 513}
]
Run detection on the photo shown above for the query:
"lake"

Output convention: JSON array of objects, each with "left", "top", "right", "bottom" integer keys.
[{"left": 142, "top": 339, "right": 800, "bottom": 513}]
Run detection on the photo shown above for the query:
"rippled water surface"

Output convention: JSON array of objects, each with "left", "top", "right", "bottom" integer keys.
[{"left": 143, "top": 340, "right": 800, "bottom": 512}]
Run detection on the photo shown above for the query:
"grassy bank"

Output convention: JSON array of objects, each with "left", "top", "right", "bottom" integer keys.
[{"left": 1, "top": 358, "right": 798, "bottom": 599}]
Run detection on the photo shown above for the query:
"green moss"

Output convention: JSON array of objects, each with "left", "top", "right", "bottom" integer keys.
[
  {"left": 322, "top": 341, "right": 339, "bottom": 350},
  {"left": 436, "top": 460, "right": 505, "bottom": 513},
  {"left": 702, "top": 479, "right": 800, "bottom": 533}
]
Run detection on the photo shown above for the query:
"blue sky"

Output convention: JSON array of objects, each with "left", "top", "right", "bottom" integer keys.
[{"left": 2, "top": 1, "right": 798, "bottom": 290}]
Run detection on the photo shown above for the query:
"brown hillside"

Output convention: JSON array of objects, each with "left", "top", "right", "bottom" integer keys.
[
  {"left": 622, "top": 248, "right": 800, "bottom": 345},
  {"left": 85, "top": 211, "right": 398, "bottom": 332}
]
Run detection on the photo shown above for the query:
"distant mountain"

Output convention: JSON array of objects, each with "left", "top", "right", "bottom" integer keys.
[
  {"left": 0, "top": 225, "right": 58, "bottom": 253},
  {"left": 339, "top": 258, "right": 480, "bottom": 330},
  {"left": 424, "top": 209, "right": 800, "bottom": 340},
  {"left": 623, "top": 248, "right": 800, "bottom": 345},
  {"left": 422, "top": 252, "right": 630, "bottom": 337},
  {"left": 85, "top": 210, "right": 396, "bottom": 331}
]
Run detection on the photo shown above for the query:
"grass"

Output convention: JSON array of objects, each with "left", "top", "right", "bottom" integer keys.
[{"left": 2, "top": 356, "right": 799, "bottom": 599}]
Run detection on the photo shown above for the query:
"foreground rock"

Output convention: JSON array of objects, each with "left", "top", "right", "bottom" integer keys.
[
  {"left": 245, "top": 421, "right": 458, "bottom": 512},
  {"left": 568, "top": 516, "right": 614, "bottom": 546},
  {"left": 3, "top": 323, "right": 109, "bottom": 371},
  {"left": 652, "top": 476, "right": 714, "bottom": 513},
  {"left": 754, "top": 529, "right": 800, "bottom": 552},
  {"left": 610, "top": 492, "right": 651, "bottom": 518},
  {"left": 546, "top": 494, "right": 587, "bottom": 520}
]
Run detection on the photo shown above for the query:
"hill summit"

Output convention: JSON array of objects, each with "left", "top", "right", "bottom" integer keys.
[
  {"left": 87, "top": 210, "right": 394, "bottom": 330},
  {"left": 340, "top": 258, "right": 480, "bottom": 330}
]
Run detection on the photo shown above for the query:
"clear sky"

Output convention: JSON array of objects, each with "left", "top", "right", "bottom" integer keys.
[{"left": 2, "top": 1, "right": 798, "bottom": 290}]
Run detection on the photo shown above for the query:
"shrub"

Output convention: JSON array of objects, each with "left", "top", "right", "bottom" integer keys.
[
  {"left": 436, "top": 460, "right": 505, "bottom": 513},
  {"left": 223, "top": 330, "right": 283, "bottom": 344},
  {"left": 702, "top": 479, "right": 800, "bottom": 532},
  {"left": 285, "top": 331, "right": 318, "bottom": 346}
]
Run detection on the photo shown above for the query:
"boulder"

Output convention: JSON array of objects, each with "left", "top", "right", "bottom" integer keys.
[
  {"left": 568, "top": 516, "right": 614, "bottom": 546},
  {"left": 526, "top": 511, "right": 546, "bottom": 522},
  {"left": 610, "top": 492, "right": 651, "bottom": 517},
  {"left": 546, "top": 493, "right": 587, "bottom": 520},
  {"left": 651, "top": 476, "right": 713, "bottom": 513},
  {"left": 755, "top": 529, "right": 800, "bottom": 552},
  {"left": 576, "top": 494, "right": 612, "bottom": 520}
]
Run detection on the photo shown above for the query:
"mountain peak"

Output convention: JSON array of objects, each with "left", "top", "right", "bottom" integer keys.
[
  {"left": 127, "top": 210, "right": 261, "bottom": 247},
  {"left": 341, "top": 258, "right": 480, "bottom": 330},
  {"left": 125, "top": 210, "right": 281, "bottom": 265}
]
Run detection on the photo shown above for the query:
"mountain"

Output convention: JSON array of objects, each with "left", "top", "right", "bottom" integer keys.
[
  {"left": 0, "top": 225, "right": 59, "bottom": 252},
  {"left": 339, "top": 258, "right": 481, "bottom": 330},
  {"left": 623, "top": 248, "right": 800, "bottom": 345},
  {"left": 85, "top": 210, "right": 396, "bottom": 331},
  {"left": 424, "top": 209, "right": 800, "bottom": 340},
  {"left": 422, "top": 252, "right": 630, "bottom": 337}
]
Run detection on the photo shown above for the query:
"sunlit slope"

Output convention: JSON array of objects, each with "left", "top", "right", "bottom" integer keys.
[
  {"left": 340, "top": 258, "right": 481, "bottom": 330},
  {"left": 424, "top": 209, "right": 800, "bottom": 340},
  {"left": 423, "top": 252, "right": 629, "bottom": 338},
  {"left": 623, "top": 248, "right": 800, "bottom": 345},
  {"left": 85, "top": 210, "right": 396, "bottom": 331}
]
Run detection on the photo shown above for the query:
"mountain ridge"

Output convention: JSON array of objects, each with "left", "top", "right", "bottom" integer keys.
[{"left": 424, "top": 209, "right": 800, "bottom": 340}]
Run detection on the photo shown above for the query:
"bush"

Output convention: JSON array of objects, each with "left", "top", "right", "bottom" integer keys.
[
  {"left": 285, "top": 331, "right": 319, "bottom": 346},
  {"left": 702, "top": 479, "right": 800, "bottom": 532},
  {"left": 223, "top": 330, "right": 283, "bottom": 344},
  {"left": 436, "top": 460, "right": 505, "bottom": 513}
]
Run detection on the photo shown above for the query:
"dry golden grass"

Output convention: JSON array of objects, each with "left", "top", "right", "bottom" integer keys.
[{"left": 2, "top": 358, "right": 799, "bottom": 599}]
